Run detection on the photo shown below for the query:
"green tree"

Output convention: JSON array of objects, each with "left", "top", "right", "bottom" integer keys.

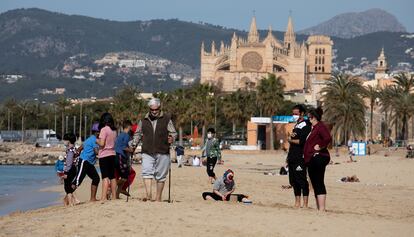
[
  {"left": 186, "top": 84, "right": 217, "bottom": 146},
  {"left": 321, "top": 74, "right": 366, "bottom": 144},
  {"left": 256, "top": 74, "right": 285, "bottom": 150},
  {"left": 55, "top": 97, "right": 71, "bottom": 137},
  {"left": 16, "top": 101, "right": 32, "bottom": 142},
  {"left": 111, "top": 86, "right": 146, "bottom": 127},
  {"left": 222, "top": 89, "right": 257, "bottom": 135},
  {"left": 164, "top": 88, "right": 191, "bottom": 145},
  {"left": 364, "top": 85, "right": 380, "bottom": 141},
  {"left": 383, "top": 73, "right": 414, "bottom": 141}
]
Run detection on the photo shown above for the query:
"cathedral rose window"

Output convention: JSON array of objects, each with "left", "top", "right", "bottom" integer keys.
[{"left": 242, "top": 51, "right": 263, "bottom": 71}]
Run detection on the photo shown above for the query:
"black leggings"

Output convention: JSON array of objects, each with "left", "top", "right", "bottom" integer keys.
[
  {"left": 308, "top": 154, "right": 330, "bottom": 196},
  {"left": 73, "top": 159, "right": 100, "bottom": 187},
  {"left": 202, "top": 192, "right": 247, "bottom": 202},
  {"left": 288, "top": 161, "right": 309, "bottom": 197},
  {"left": 206, "top": 157, "right": 217, "bottom": 178},
  {"left": 64, "top": 166, "right": 77, "bottom": 194}
]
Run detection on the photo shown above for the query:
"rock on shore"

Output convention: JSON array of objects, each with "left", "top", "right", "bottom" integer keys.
[{"left": 0, "top": 143, "right": 64, "bottom": 166}]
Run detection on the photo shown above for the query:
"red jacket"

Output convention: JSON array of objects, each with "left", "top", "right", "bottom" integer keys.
[{"left": 303, "top": 121, "right": 332, "bottom": 163}]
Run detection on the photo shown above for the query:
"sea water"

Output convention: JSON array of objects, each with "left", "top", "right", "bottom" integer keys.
[{"left": 0, "top": 165, "right": 61, "bottom": 216}]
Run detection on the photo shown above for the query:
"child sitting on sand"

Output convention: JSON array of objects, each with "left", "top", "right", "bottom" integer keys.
[
  {"left": 62, "top": 133, "right": 80, "bottom": 206},
  {"left": 202, "top": 169, "right": 251, "bottom": 203}
]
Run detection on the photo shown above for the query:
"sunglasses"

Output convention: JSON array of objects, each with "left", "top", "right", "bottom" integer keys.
[{"left": 150, "top": 108, "right": 160, "bottom": 111}]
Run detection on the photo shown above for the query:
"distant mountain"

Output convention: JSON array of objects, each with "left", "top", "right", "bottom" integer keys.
[
  {"left": 0, "top": 8, "right": 413, "bottom": 101},
  {"left": 299, "top": 8, "right": 406, "bottom": 39}
]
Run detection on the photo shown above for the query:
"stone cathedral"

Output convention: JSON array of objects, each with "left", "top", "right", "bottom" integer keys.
[{"left": 200, "top": 16, "right": 333, "bottom": 92}]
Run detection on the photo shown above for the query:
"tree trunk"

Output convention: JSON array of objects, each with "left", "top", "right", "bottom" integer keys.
[
  {"left": 395, "top": 117, "right": 398, "bottom": 141},
  {"left": 21, "top": 115, "right": 24, "bottom": 143},
  {"left": 179, "top": 126, "right": 183, "bottom": 146},
  {"left": 370, "top": 103, "right": 374, "bottom": 141},
  {"left": 61, "top": 111, "right": 64, "bottom": 139},
  {"left": 232, "top": 120, "right": 236, "bottom": 135},
  {"left": 402, "top": 115, "right": 408, "bottom": 141},
  {"left": 269, "top": 117, "right": 274, "bottom": 150},
  {"left": 201, "top": 123, "right": 206, "bottom": 147}
]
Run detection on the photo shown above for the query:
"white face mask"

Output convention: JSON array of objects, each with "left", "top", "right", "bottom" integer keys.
[
  {"left": 207, "top": 133, "right": 213, "bottom": 139},
  {"left": 292, "top": 115, "right": 300, "bottom": 122}
]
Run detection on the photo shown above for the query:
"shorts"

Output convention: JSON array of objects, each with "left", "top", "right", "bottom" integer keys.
[
  {"left": 64, "top": 166, "right": 77, "bottom": 194},
  {"left": 98, "top": 155, "right": 116, "bottom": 179},
  {"left": 141, "top": 153, "right": 170, "bottom": 182}
]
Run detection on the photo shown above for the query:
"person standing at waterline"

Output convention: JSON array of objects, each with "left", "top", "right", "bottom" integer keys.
[
  {"left": 96, "top": 113, "right": 118, "bottom": 201},
  {"left": 303, "top": 108, "right": 332, "bottom": 211},
  {"left": 132, "top": 98, "right": 177, "bottom": 202}
]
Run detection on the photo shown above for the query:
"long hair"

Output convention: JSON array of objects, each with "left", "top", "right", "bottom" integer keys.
[{"left": 99, "top": 112, "right": 116, "bottom": 131}]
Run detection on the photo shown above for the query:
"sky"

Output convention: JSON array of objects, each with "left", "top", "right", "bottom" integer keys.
[{"left": 0, "top": 0, "right": 413, "bottom": 32}]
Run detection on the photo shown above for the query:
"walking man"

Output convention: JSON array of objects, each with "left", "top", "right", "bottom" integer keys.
[
  {"left": 287, "top": 104, "right": 311, "bottom": 208},
  {"left": 132, "top": 98, "right": 177, "bottom": 202}
]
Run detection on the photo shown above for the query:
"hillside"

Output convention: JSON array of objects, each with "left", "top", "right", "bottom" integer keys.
[
  {"left": 0, "top": 8, "right": 413, "bottom": 101},
  {"left": 299, "top": 8, "right": 406, "bottom": 39}
]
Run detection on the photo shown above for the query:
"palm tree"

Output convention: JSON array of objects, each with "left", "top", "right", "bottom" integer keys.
[
  {"left": 3, "top": 98, "right": 17, "bottom": 130},
  {"left": 17, "top": 101, "right": 31, "bottom": 142},
  {"left": 186, "top": 84, "right": 217, "bottom": 146},
  {"left": 164, "top": 88, "right": 191, "bottom": 145},
  {"left": 112, "top": 86, "right": 146, "bottom": 128},
  {"left": 256, "top": 74, "right": 285, "bottom": 150},
  {"left": 364, "top": 85, "right": 379, "bottom": 141},
  {"left": 222, "top": 89, "right": 257, "bottom": 135},
  {"left": 55, "top": 97, "right": 71, "bottom": 138},
  {"left": 393, "top": 73, "right": 414, "bottom": 141},
  {"left": 321, "top": 74, "right": 366, "bottom": 144}
]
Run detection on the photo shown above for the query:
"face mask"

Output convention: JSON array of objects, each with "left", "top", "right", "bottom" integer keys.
[
  {"left": 292, "top": 115, "right": 300, "bottom": 121},
  {"left": 207, "top": 133, "right": 213, "bottom": 139}
]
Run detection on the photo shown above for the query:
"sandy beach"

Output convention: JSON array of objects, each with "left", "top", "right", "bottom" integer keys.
[{"left": 1, "top": 149, "right": 413, "bottom": 237}]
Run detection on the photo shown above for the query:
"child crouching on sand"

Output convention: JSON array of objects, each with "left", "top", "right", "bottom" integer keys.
[
  {"left": 62, "top": 133, "right": 80, "bottom": 206},
  {"left": 202, "top": 169, "right": 251, "bottom": 203}
]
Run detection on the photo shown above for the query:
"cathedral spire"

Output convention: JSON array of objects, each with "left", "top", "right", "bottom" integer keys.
[
  {"left": 248, "top": 16, "right": 259, "bottom": 43},
  {"left": 201, "top": 41, "right": 205, "bottom": 55},
  {"left": 220, "top": 41, "right": 225, "bottom": 54},
  {"left": 211, "top": 41, "right": 216, "bottom": 56},
  {"left": 231, "top": 32, "right": 238, "bottom": 49},
  {"left": 267, "top": 25, "right": 273, "bottom": 38},
  {"left": 284, "top": 15, "right": 296, "bottom": 50}
]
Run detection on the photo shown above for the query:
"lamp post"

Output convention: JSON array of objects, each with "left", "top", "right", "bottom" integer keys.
[
  {"left": 7, "top": 109, "right": 10, "bottom": 131},
  {"left": 73, "top": 115, "right": 76, "bottom": 135},
  {"left": 84, "top": 115, "right": 87, "bottom": 141},
  {"left": 79, "top": 103, "right": 82, "bottom": 141},
  {"left": 65, "top": 116, "right": 68, "bottom": 133},
  {"left": 54, "top": 105, "right": 57, "bottom": 133}
]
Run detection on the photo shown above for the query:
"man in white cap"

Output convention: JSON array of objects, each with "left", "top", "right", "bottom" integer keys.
[{"left": 132, "top": 98, "right": 177, "bottom": 202}]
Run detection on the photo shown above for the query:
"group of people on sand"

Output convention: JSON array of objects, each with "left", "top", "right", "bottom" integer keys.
[
  {"left": 58, "top": 98, "right": 330, "bottom": 210},
  {"left": 58, "top": 98, "right": 174, "bottom": 205},
  {"left": 286, "top": 105, "right": 332, "bottom": 211}
]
